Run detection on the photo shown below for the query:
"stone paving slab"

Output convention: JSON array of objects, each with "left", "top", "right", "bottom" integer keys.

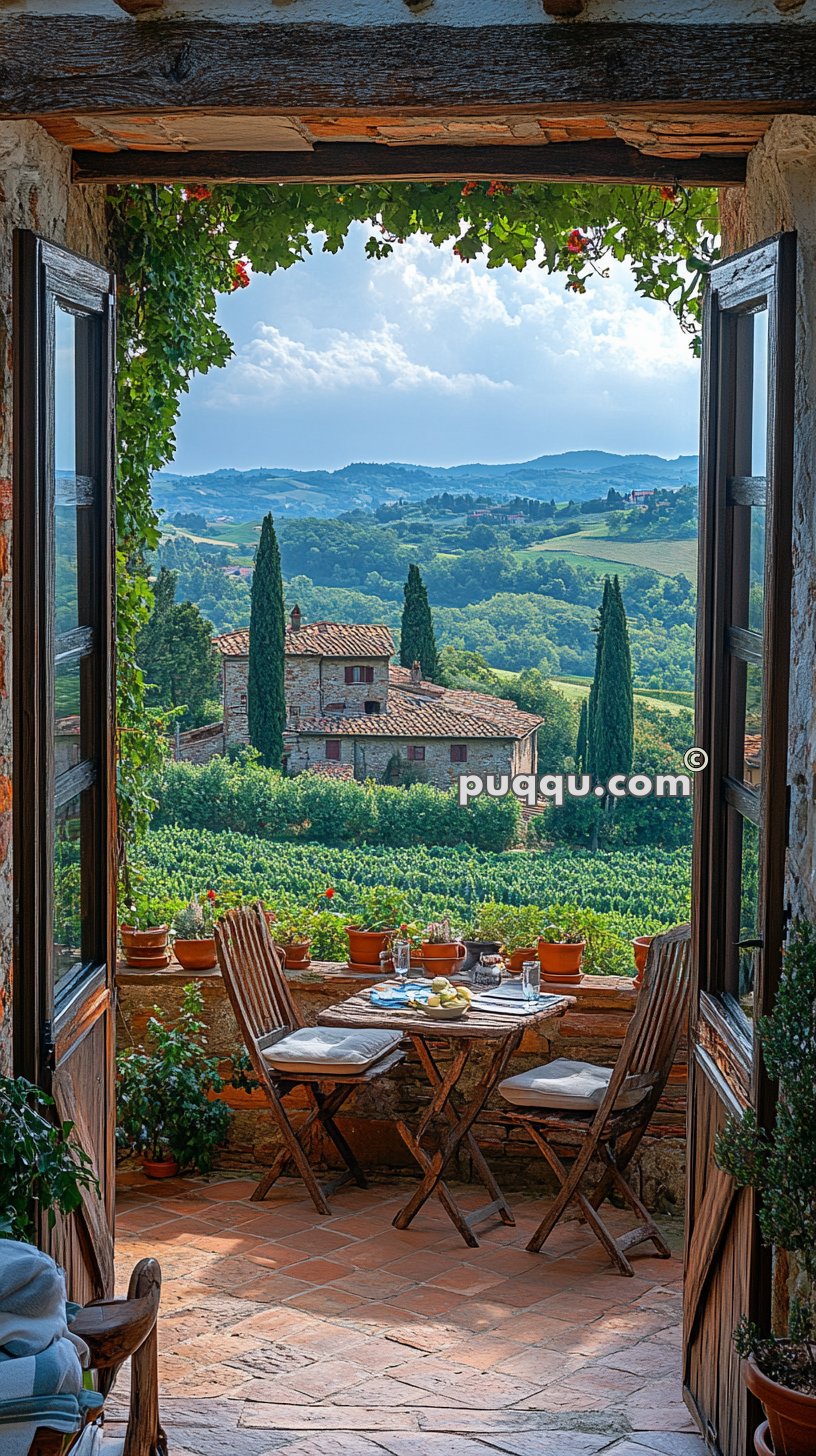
[{"left": 113, "top": 1173, "right": 705, "bottom": 1456}]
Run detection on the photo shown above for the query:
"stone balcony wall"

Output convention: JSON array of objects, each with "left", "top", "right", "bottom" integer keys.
[{"left": 115, "top": 961, "right": 687, "bottom": 1213}]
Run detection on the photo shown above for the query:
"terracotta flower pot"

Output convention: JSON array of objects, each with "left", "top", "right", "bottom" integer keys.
[
  {"left": 746, "top": 1354, "right": 816, "bottom": 1456},
  {"left": 632, "top": 935, "right": 655, "bottom": 989},
  {"left": 142, "top": 1158, "right": 179, "bottom": 1180},
  {"left": 420, "top": 941, "right": 467, "bottom": 976},
  {"left": 278, "top": 941, "right": 312, "bottom": 970},
  {"left": 345, "top": 926, "right": 394, "bottom": 966},
  {"left": 506, "top": 946, "right": 537, "bottom": 974},
  {"left": 173, "top": 937, "right": 217, "bottom": 971},
  {"left": 538, "top": 939, "right": 585, "bottom": 977},
  {"left": 120, "top": 924, "right": 170, "bottom": 969}
]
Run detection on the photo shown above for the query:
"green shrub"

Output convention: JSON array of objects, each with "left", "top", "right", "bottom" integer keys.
[
  {"left": 116, "top": 982, "right": 230, "bottom": 1172},
  {"left": 0, "top": 1076, "right": 99, "bottom": 1242},
  {"left": 151, "top": 755, "right": 521, "bottom": 851}
]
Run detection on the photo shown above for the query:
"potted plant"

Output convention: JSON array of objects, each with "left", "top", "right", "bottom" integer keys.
[
  {"left": 172, "top": 891, "right": 218, "bottom": 971},
  {"left": 0, "top": 1075, "right": 99, "bottom": 1241},
  {"left": 120, "top": 893, "right": 174, "bottom": 969},
  {"left": 420, "top": 918, "right": 467, "bottom": 977},
  {"left": 273, "top": 908, "right": 313, "bottom": 970},
  {"left": 346, "top": 885, "right": 411, "bottom": 967},
  {"left": 632, "top": 934, "right": 655, "bottom": 989},
  {"left": 116, "top": 982, "right": 231, "bottom": 1178},
  {"left": 715, "top": 920, "right": 816, "bottom": 1456},
  {"left": 461, "top": 903, "right": 503, "bottom": 973},
  {"left": 538, "top": 913, "right": 586, "bottom": 982}
]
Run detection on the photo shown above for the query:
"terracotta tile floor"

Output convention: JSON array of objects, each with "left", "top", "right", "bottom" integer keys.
[{"left": 112, "top": 1172, "right": 704, "bottom": 1456}]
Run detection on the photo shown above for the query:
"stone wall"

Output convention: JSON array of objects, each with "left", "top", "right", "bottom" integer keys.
[
  {"left": 223, "top": 657, "right": 248, "bottom": 746},
  {"left": 286, "top": 732, "right": 532, "bottom": 792},
  {"left": 116, "top": 961, "right": 687, "bottom": 1212},
  {"left": 172, "top": 722, "right": 226, "bottom": 765},
  {"left": 0, "top": 122, "right": 107, "bottom": 1073}
]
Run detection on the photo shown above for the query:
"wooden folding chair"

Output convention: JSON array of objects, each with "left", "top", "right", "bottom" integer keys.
[
  {"left": 215, "top": 904, "right": 405, "bottom": 1215},
  {"left": 503, "top": 924, "right": 690, "bottom": 1275}
]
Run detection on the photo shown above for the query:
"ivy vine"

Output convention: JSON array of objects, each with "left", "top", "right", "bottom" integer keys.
[{"left": 110, "top": 179, "right": 718, "bottom": 872}]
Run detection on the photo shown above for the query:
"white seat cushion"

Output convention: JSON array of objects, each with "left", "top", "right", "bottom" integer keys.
[
  {"left": 260, "top": 1027, "right": 402, "bottom": 1076},
  {"left": 499, "top": 1057, "right": 647, "bottom": 1112}
]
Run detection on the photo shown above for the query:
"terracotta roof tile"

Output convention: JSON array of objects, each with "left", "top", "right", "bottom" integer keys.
[
  {"left": 214, "top": 622, "right": 394, "bottom": 659},
  {"left": 295, "top": 684, "right": 542, "bottom": 742},
  {"left": 744, "top": 733, "right": 762, "bottom": 765},
  {"left": 300, "top": 760, "right": 356, "bottom": 780}
]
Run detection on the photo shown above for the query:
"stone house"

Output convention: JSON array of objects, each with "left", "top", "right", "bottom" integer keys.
[{"left": 214, "top": 611, "right": 542, "bottom": 790}]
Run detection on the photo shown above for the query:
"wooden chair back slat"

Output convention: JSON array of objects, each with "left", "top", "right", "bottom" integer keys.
[
  {"left": 596, "top": 924, "right": 690, "bottom": 1126},
  {"left": 215, "top": 905, "right": 303, "bottom": 1068}
]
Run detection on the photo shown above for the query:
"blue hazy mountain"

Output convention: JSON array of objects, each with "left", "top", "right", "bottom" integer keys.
[{"left": 152, "top": 451, "right": 698, "bottom": 522}]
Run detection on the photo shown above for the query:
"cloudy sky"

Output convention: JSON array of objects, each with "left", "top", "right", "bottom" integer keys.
[{"left": 170, "top": 224, "right": 701, "bottom": 475}]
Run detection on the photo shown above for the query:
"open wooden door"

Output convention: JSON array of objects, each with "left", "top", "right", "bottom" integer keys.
[
  {"left": 684, "top": 234, "right": 796, "bottom": 1456},
  {"left": 13, "top": 233, "right": 117, "bottom": 1303}
]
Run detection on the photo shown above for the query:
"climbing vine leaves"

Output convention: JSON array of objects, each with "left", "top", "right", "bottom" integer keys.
[{"left": 109, "top": 179, "right": 718, "bottom": 855}]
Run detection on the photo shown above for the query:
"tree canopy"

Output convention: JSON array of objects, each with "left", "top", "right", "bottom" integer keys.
[
  {"left": 248, "top": 515, "right": 286, "bottom": 769},
  {"left": 400, "top": 563, "right": 439, "bottom": 681},
  {"left": 137, "top": 568, "right": 218, "bottom": 728}
]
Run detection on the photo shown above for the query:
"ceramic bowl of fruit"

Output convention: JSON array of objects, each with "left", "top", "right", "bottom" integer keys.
[{"left": 409, "top": 977, "right": 472, "bottom": 1020}]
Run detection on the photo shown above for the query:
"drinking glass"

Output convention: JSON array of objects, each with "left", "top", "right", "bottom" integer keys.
[
  {"left": 521, "top": 959, "right": 541, "bottom": 1003},
  {"left": 391, "top": 937, "right": 411, "bottom": 984}
]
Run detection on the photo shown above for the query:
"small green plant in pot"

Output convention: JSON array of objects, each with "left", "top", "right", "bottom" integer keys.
[
  {"left": 0, "top": 1075, "right": 99, "bottom": 1242},
  {"left": 172, "top": 890, "right": 218, "bottom": 971},
  {"left": 273, "top": 907, "right": 314, "bottom": 969},
  {"left": 715, "top": 919, "right": 816, "bottom": 1456},
  {"left": 346, "top": 885, "right": 412, "bottom": 967},
  {"left": 120, "top": 891, "right": 178, "bottom": 969},
  {"left": 116, "top": 982, "right": 231, "bottom": 1178},
  {"left": 538, "top": 906, "right": 586, "bottom": 982},
  {"left": 420, "top": 917, "right": 467, "bottom": 976}
]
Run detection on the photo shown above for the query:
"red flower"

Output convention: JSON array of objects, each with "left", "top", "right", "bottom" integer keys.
[
  {"left": 325, "top": 887, "right": 335, "bottom": 899},
  {"left": 659, "top": 185, "right": 678, "bottom": 203},
  {"left": 231, "top": 258, "right": 251, "bottom": 292},
  {"left": 206, "top": 889, "right": 217, "bottom": 902},
  {"left": 461, "top": 180, "right": 478, "bottom": 197},
  {"left": 487, "top": 180, "right": 513, "bottom": 198},
  {"left": 566, "top": 229, "right": 586, "bottom": 255},
  {"left": 184, "top": 184, "right": 212, "bottom": 202}
]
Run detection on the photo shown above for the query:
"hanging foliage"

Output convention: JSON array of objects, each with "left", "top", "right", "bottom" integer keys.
[{"left": 109, "top": 178, "right": 718, "bottom": 862}]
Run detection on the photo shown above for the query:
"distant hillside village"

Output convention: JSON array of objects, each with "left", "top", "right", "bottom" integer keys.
[{"left": 211, "top": 608, "right": 542, "bottom": 790}]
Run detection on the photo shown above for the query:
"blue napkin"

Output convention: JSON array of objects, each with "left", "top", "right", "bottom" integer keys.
[{"left": 370, "top": 982, "right": 430, "bottom": 1008}]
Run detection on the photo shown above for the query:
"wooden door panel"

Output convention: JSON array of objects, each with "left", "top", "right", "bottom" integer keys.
[
  {"left": 50, "top": 976, "right": 116, "bottom": 1302},
  {"left": 684, "top": 233, "right": 796, "bottom": 1456},
  {"left": 12, "top": 232, "right": 117, "bottom": 1301},
  {"left": 685, "top": 1053, "right": 753, "bottom": 1456}
]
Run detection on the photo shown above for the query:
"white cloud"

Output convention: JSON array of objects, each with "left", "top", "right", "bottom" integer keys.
[
  {"left": 209, "top": 318, "right": 511, "bottom": 408},
  {"left": 172, "top": 222, "right": 701, "bottom": 472}
]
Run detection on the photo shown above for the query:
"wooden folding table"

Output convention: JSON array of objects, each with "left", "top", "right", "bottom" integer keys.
[{"left": 318, "top": 986, "right": 573, "bottom": 1247}]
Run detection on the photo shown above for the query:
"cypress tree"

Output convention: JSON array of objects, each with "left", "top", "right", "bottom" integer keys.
[
  {"left": 575, "top": 697, "right": 588, "bottom": 772},
  {"left": 590, "top": 574, "right": 634, "bottom": 784},
  {"left": 248, "top": 513, "right": 286, "bottom": 768},
  {"left": 400, "top": 563, "right": 439, "bottom": 682},
  {"left": 585, "top": 576, "right": 611, "bottom": 778}
]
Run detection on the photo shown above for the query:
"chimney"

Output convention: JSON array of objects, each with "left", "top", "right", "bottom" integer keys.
[
  {"left": 410, "top": 659, "right": 422, "bottom": 686},
  {"left": 290, "top": 604, "right": 302, "bottom": 632}
]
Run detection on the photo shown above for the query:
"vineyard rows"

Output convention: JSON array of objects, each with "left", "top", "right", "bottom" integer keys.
[{"left": 136, "top": 827, "right": 691, "bottom": 941}]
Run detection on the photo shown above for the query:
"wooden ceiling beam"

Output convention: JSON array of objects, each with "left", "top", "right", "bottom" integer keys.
[
  {"left": 2, "top": 20, "right": 816, "bottom": 115},
  {"left": 71, "top": 139, "right": 746, "bottom": 187}
]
